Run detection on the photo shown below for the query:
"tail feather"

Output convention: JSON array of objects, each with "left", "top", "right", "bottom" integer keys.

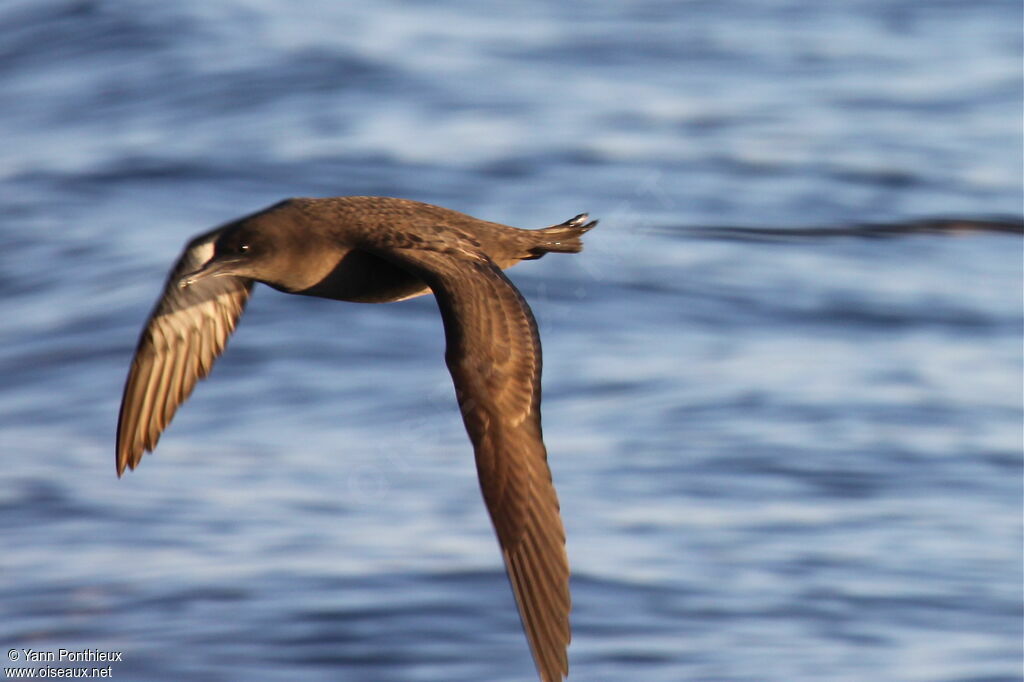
[{"left": 527, "top": 213, "right": 598, "bottom": 258}]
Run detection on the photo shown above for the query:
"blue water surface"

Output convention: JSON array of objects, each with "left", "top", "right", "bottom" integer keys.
[{"left": 1, "top": 1, "right": 1021, "bottom": 680}]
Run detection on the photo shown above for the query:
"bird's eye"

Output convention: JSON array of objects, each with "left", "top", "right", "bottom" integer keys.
[{"left": 240, "top": 244, "right": 250, "bottom": 253}]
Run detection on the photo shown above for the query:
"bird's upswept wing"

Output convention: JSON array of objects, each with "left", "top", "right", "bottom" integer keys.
[
  {"left": 116, "top": 229, "right": 253, "bottom": 476},
  {"left": 376, "top": 243, "right": 571, "bottom": 682}
]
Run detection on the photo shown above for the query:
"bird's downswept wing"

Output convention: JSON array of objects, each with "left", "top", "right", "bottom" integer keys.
[
  {"left": 116, "top": 228, "right": 253, "bottom": 476},
  {"left": 375, "top": 243, "right": 571, "bottom": 682}
]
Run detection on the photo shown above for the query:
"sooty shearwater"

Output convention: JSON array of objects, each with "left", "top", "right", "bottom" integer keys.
[{"left": 116, "top": 196, "right": 597, "bottom": 682}]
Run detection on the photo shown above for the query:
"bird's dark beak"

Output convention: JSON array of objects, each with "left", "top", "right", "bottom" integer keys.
[{"left": 179, "top": 257, "right": 242, "bottom": 288}]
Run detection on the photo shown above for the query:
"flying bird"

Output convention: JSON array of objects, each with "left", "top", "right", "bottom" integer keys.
[{"left": 116, "top": 196, "right": 597, "bottom": 682}]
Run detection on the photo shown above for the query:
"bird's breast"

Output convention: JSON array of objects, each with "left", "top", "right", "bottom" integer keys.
[{"left": 293, "top": 248, "right": 430, "bottom": 303}]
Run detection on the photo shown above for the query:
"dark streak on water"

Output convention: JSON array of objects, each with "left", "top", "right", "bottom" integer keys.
[
  {"left": 0, "top": 1, "right": 1021, "bottom": 681},
  {"left": 686, "top": 217, "right": 1024, "bottom": 241}
]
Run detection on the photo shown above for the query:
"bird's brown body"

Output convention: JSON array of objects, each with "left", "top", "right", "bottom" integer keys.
[{"left": 116, "top": 196, "right": 597, "bottom": 682}]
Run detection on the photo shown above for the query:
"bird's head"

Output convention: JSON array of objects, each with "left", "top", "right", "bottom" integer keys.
[
  {"left": 179, "top": 199, "right": 325, "bottom": 291},
  {"left": 179, "top": 223, "right": 271, "bottom": 287}
]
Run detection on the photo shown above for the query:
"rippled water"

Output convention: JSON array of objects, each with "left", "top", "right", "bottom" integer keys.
[{"left": 1, "top": 1, "right": 1021, "bottom": 681}]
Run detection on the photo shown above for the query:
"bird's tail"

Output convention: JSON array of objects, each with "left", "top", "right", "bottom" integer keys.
[{"left": 526, "top": 213, "right": 598, "bottom": 258}]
